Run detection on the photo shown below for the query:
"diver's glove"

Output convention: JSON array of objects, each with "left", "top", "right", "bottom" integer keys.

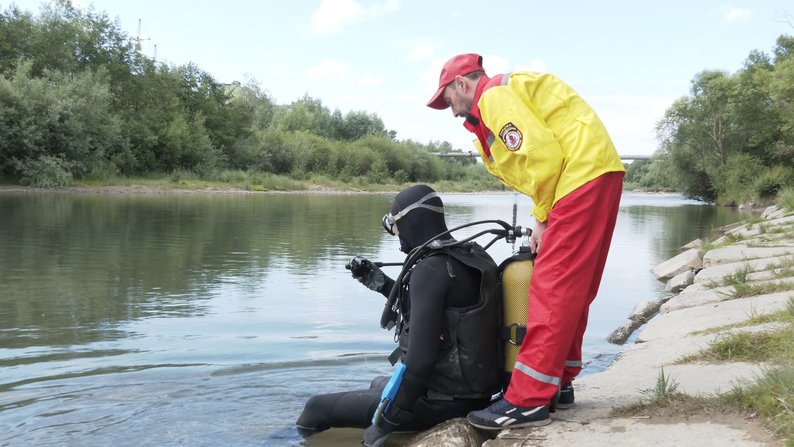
[
  {"left": 361, "top": 416, "right": 398, "bottom": 447},
  {"left": 362, "top": 405, "right": 412, "bottom": 447},
  {"left": 347, "top": 255, "right": 387, "bottom": 292},
  {"left": 363, "top": 363, "right": 413, "bottom": 447}
]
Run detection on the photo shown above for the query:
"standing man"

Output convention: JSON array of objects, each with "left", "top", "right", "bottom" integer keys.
[{"left": 427, "top": 53, "right": 625, "bottom": 429}]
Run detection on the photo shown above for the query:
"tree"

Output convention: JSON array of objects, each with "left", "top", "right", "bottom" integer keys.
[
  {"left": 332, "top": 109, "right": 390, "bottom": 141},
  {"left": 0, "top": 62, "right": 122, "bottom": 183},
  {"left": 274, "top": 95, "right": 335, "bottom": 139}
]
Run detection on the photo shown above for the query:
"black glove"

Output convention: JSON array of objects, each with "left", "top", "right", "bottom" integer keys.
[{"left": 347, "top": 255, "right": 387, "bottom": 292}]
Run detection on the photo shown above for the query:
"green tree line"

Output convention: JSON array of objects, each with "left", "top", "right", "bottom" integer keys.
[
  {"left": 0, "top": 1, "right": 496, "bottom": 189},
  {"left": 625, "top": 33, "right": 794, "bottom": 205}
]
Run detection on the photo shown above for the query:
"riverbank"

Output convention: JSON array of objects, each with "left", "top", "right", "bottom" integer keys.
[
  {"left": 0, "top": 173, "right": 506, "bottom": 195},
  {"left": 398, "top": 204, "right": 794, "bottom": 446}
]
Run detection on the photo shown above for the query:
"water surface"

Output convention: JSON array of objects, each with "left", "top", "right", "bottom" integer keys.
[{"left": 0, "top": 191, "right": 750, "bottom": 446}]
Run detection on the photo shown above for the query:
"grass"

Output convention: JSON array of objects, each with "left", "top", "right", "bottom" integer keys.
[
  {"left": 640, "top": 367, "right": 681, "bottom": 405},
  {"left": 779, "top": 187, "right": 794, "bottom": 213},
  {"left": 681, "top": 298, "right": 794, "bottom": 363},
  {"left": 75, "top": 170, "right": 308, "bottom": 192},
  {"left": 699, "top": 232, "right": 746, "bottom": 256},
  {"left": 723, "top": 362, "right": 794, "bottom": 441},
  {"left": 679, "top": 329, "right": 792, "bottom": 363},
  {"left": 612, "top": 198, "right": 794, "bottom": 441},
  {"left": 704, "top": 259, "right": 794, "bottom": 299},
  {"left": 730, "top": 280, "right": 794, "bottom": 299},
  {"left": 64, "top": 169, "right": 509, "bottom": 194},
  {"left": 747, "top": 216, "right": 766, "bottom": 229},
  {"left": 705, "top": 264, "right": 752, "bottom": 290},
  {"left": 610, "top": 367, "right": 699, "bottom": 417},
  {"left": 614, "top": 299, "right": 794, "bottom": 442},
  {"left": 771, "top": 258, "right": 794, "bottom": 280}
]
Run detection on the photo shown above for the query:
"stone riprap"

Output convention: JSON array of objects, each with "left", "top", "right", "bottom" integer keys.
[{"left": 400, "top": 205, "right": 793, "bottom": 447}]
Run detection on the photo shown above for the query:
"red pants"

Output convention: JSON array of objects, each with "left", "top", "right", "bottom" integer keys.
[{"left": 505, "top": 171, "right": 624, "bottom": 407}]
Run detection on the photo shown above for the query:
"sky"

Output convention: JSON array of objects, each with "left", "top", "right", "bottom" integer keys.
[{"left": 7, "top": 0, "right": 794, "bottom": 157}]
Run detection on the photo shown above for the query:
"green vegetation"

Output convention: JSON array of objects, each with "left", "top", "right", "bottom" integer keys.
[
  {"left": 639, "top": 367, "right": 681, "bottom": 406},
  {"left": 715, "top": 264, "right": 794, "bottom": 299},
  {"left": 781, "top": 187, "right": 794, "bottom": 212},
  {"left": 624, "top": 34, "right": 794, "bottom": 205},
  {"left": 2, "top": 1, "right": 792, "bottom": 198},
  {"left": 0, "top": 1, "right": 501, "bottom": 190},
  {"left": 616, "top": 300, "right": 794, "bottom": 441},
  {"left": 724, "top": 362, "right": 794, "bottom": 442},
  {"left": 611, "top": 368, "right": 697, "bottom": 416}
]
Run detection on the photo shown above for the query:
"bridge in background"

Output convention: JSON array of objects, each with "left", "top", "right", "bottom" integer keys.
[{"left": 434, "top": 152, "right": 651, "bottom": 161}]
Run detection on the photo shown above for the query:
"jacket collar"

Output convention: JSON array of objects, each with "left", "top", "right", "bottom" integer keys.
[{"left": 463, "top": 74, "right": 491, "bottom": 132}]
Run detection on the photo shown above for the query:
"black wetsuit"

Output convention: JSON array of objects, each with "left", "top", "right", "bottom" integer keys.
[{"left": 296, "top": 252, "right": 497, "bottom": 432}]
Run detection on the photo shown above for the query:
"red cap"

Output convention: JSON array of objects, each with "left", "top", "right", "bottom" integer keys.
[{"left": 426, "top": 53, "right": 484, "bottom": 110}]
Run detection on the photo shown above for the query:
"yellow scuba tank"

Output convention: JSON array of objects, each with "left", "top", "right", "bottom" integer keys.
[{"left": 499, "top": 243, "right": 534, "bottom": 381}]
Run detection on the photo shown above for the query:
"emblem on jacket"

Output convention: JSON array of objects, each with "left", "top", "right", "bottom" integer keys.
[{"left": 499, "top": 123, "right": 523, "bottom": 151}]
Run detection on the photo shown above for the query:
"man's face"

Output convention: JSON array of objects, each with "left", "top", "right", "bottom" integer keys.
[{"left": 442, "top": 80, "right": 473, "bottom": 118}]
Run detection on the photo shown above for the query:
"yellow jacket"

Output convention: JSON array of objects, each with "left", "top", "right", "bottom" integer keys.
[{"left": 464, "top": 72, "right": 625, "bottom": 222}]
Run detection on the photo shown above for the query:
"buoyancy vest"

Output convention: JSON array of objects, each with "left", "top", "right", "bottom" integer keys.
[{"left": 395, "top": 242, "right": 501, "bottom": 399}]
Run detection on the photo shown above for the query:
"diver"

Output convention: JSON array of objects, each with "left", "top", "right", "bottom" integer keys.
[{"left": 295, "top": 184, "right": 502, "bottom": 447}]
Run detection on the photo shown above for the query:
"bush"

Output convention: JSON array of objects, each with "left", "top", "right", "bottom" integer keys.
[
  {"left": 779, "top": 187, "right": 794, "bottom": 212},
  {"left": 13, "top": 155, "right": 74, "bottom": 188},
  {"left": 754, "top": 166, "right": 793, "bottom": 200},
  {"left": 714, "top": 153, "right": 766, "bottom": 205}
]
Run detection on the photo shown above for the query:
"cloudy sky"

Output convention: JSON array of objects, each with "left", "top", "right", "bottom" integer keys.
[{"left": 9, "top": 0, "right": 794, "bottom": 156}]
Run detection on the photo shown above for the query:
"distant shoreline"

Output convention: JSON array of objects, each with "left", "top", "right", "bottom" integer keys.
[
  {"left": 0, "top": 184, "right": 396, "bottom": 195},
  {"left": 0, "top": 184, "right": 685, "bottom": 197}
]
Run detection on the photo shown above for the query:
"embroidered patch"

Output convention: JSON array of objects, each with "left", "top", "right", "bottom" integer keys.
[{"left": 499, "top": 123, "right": 523, "bottom": 151}]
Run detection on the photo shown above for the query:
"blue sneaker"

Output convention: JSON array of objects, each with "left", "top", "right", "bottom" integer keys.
[
  {"left": 466, "top": 398, "right": 551, "bottom": 430},
  {"left": 556, "top": 383, "right": 575, "bottom": 410}
]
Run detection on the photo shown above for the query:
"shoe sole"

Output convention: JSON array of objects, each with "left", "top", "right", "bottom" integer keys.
[
  {"left": 555, "top": 402, "right": 574, "bottom": 410},
  {"left": 467, "top": 417, "right": 552, "bottom": 430}
]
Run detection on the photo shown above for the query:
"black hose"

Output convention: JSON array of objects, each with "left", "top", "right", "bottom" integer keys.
[{"left": 378, "top": 219, "right": 527, "bottom": 329}]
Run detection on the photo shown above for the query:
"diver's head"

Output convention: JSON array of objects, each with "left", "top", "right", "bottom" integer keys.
[{"left": 382, "top": 185, "right": 449, "bottom": 253}]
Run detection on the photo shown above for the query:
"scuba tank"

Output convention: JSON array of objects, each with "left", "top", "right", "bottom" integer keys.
[{"left": 497, "top": 240, "right": 535, "bottom": 389}]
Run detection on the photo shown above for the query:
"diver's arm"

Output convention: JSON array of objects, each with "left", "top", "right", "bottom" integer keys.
[
  {"left": 392, "top": 258, "right": 450, "bottom": 410},
  {"left": 376, "top": 276, "right": 395, "bottom": 298}
]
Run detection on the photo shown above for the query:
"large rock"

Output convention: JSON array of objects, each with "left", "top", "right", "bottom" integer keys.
[
  {"left": 651, "top": 248, "right": 702, "bottom": 281},
  {"left": 665, "top": 269, "right": 695, "bottom": 293},
  {"left": 680, "top": 239, "right": 702, "bottom": 250},
  {"left": 606, "top": 298, "right": 666, "bottom": 345},
  {"left": 761, "top": 205, "right": 783, "bottom": 219},
  {"left": 404, "top": 418, "right": 487, "bottom": 447},
  {"left": 606, "top": 320, "right": 637, "bottom": 345}
]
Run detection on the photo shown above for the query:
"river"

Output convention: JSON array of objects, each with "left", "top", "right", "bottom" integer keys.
[{"left": 0, "top": 190, "right": 750, "bottom": 447}]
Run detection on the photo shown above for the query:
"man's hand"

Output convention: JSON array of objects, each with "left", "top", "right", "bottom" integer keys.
[{"left": 530, "top": 221, "right": 547, "bottom": 254}]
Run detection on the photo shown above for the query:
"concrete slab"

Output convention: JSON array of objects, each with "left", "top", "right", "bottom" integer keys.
[
  {"left": 703, "top": 245, "right": 794, "bottom": 267},
  {"left": 638, "top": 291, "right": 792, "bottom": 342},
  {"left": 694, "top": 256, "right": 794, "bottom": 284},
  {"left": 651, "top": 248, "right": 702, "bottom": 281}
]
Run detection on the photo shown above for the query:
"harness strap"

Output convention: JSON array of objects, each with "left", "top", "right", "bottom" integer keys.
[{"left": 499, "top": 323, "right": 526, "bottom": 345}]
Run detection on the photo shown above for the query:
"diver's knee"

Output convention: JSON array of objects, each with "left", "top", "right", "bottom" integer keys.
[{"left": 296, "top": 395, "right": 330, "bottom": 433}]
